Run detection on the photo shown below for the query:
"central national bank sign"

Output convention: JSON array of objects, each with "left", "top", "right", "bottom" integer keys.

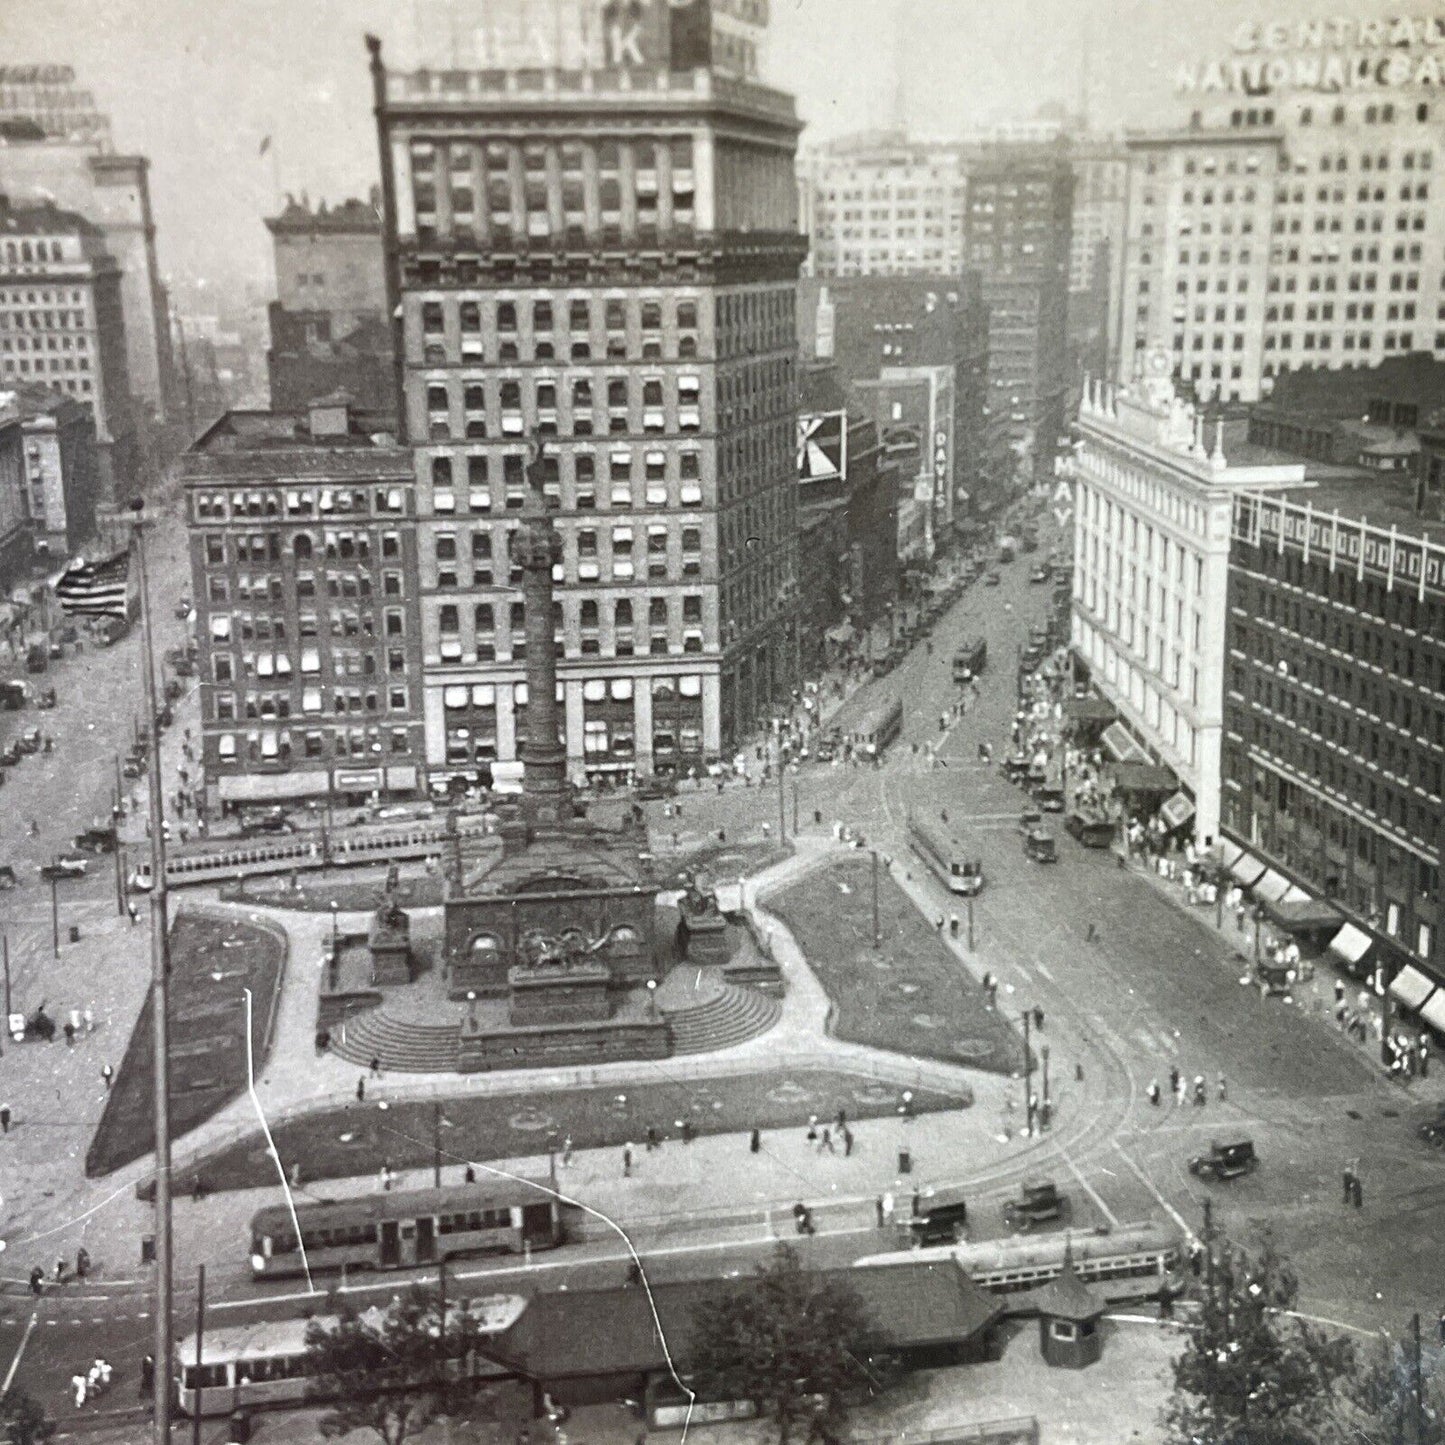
[{"left": 1177, "top": 15, "right": 1445, "bottom": 94}]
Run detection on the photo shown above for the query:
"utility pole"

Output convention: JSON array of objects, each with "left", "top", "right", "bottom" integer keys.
[
  {"left": 776, "top": 751, "right": 787, "bottom": 843},
  {"left": 133, "top": 502, "right": 177, "bottom": 1445},
  {"left": 1204, "top": 1197, "right": 1218, "bottom": 1438},
  {"left": 792, "top": 781, "right": 799, "bottom": 835},
  {"left": 114, "top": 838, "right": 125, "bottom": 915},
  {"left": 432, "top": 1100, "right": 442, "bottom": 1188},
  {"left": 1413, "top": 1310, "right": 1424, "bottom": 1445},
  {"left": 870, "top": 848, "right": 881, "bottom": 949},
  {"left": 2, "top": 933, "right": 9, "bottom": 1020},
  {"left": 191, "top": 1263, "right": 206, "bottom": 1445},
  {"left": 967, "top": 895, "right": 975, "bottom": 951},
  {"left": 49, "top": 866, "right": 59, "bottom": 958},
  {"left": 1021, "top": 1008, "right": 1033, "bottom": 1134}
]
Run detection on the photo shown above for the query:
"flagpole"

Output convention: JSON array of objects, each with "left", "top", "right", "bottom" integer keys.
[{"left": 130, "top": 501, "right": 175, "bottom": 1443}]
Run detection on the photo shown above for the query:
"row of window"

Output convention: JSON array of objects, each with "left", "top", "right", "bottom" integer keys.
[
  {"left": 192, "top": 488, "right": 407, "bottom": 521},
  {"left": 420, "top": 372, "right": 704, "bottom": 439},
  {"left": 213, "top": 684, "right": 411, "bottom": 723},
  {"left": 0, "top": 240, "right": 70, "bottom": 266},
  {"left": 0, "top": 311, "right": 90, "bottom": 331},
  {"left": 213, "top": 725, "right": 411, "bottom": 764}
]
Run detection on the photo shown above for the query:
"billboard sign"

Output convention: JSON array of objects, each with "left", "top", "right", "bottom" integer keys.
[{"left": 797, "top": 410, "right": 847, "bottom": 484}]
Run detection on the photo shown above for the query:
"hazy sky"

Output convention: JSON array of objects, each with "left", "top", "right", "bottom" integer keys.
[{"left": 1, "top": 0, "right": 1411, "bottom": 303}]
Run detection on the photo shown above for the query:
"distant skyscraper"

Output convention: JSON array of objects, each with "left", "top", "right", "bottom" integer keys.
[
  {"left": 1119, "top": 20, "right": 1445, "bottom": 403},
  {"left": 367, "top": 0, "right": 804, "bottom": 786},
  {"left": 0, "top": 66, "right": 175, "bottom": 425}
]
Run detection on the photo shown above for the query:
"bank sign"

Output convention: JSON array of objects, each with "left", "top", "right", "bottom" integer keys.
[{"left": 1177, "top": 16, "right": 1445, "bottom": 94}]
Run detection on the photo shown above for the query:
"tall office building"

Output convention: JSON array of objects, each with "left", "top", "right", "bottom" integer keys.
[
  {"left": 0, "top": 198, "right": 138, "bottom": 516},
  {"left": 0, "top": 87, "right": 175, "bottom": 426},
  {"left": 1119, "top": 19, "right": 1445, "bottom": 404},
  {"left": 367, "top": 0, "right": 805, "bottom": 786},
  {"left": 265, "top": 194, "right": 394, "bottom": 414},
  {"left": 964, "top": 144, "right": 1075, "bottom": 483},
  {"left": 1068, "top": 135, "right": 1129, "bottom": 382}
]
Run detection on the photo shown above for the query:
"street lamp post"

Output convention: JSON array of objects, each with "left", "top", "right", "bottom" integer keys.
[
  {"left": 1041, "top": 1043, "right": 1051, "bottom": 1107},
  {"left": 870, "top": 849, "right": 881, "bottom": 949},
  {"left": 49, "top": 864, "right": 59, "bottom": 959},
  {"left": 647, "top": 978, "right": 658, "bottom": 1019},
  {"left": 1021, "top": 1009, "right": 1034, "bottom": 1136},
  {"left": 330, "top": 901, "right": 340, "bottom": 959}
]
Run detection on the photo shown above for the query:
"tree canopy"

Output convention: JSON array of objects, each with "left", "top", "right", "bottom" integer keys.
[
  {"left": 303, "top": 1286, "right": 501, "bottom": 1445},
  {"left": 687, "top": 1244, "right": 896, "bottom": 1445},
  {"left": 0, "top": 1388, "right": 55, "bottom": 1445},
  {"left": 1164, "top": 1232, "right": 1357, "bottom": 1445}
]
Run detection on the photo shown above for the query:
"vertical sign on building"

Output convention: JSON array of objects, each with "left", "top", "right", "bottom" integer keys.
[{"left": 669, "top": 0, "right": 714, "bottom": 69}]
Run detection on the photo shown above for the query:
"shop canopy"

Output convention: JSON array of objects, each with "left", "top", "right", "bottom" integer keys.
[
  {"left": 1252, "top": 869, "right": 1292, "bottom": 904},
  {"left": 1262, "top": 894, "right": 1343, "bottom": 932},
  {"left": 1100, "top": 721, "right": 1149, "bottom": 765},
  {"left": 1065, "top": 696, "right": 1116, "bottom": 723},
  {"left": 1159, "top": 791, "right": 1195, "bottom": 831},
  {"left": 1389, "top": 964, "right": 1437, "bottom": 1012},
  {"left": 1328, "top": 921, "right": 1374, "bottom": 967},
  {"left": 1229, "top": 851, "right": 1267, "bottom": 887},
  {"left": 1112, "top": 762, "right": 1176, "bottom": 794},
  {"left": 1420, "top": 990, "right": 1445, "bottom": 1036},
  {"left": 1218, "top": 838, "right": 1243, "bottom": 871}
]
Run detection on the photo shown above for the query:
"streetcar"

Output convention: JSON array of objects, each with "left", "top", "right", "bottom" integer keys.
[
  {"left": 908, "top": 811, "right": 983, "bottom": 896},
  {"left": 822, "top": 690, "right": 904, "bottom": 764},
  {"left": 249, "top": 1179, "right": 562, "bottom": 1278},
  {"left": 174, "top": 1295, "right": 526, "bottom": 1416},
  {"left": 853, "top": 1219, "right": 1185, "bottom": 1306}
]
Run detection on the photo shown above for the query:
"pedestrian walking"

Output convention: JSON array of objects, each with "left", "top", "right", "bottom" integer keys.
[
  {"left": 1169, "top": 1065, "right": 1181, "bottom": 1097},
  {"left": 369, "top": 1056, "right": 382, "bottom": 1078},
  {"left": 28, "top": 1266, "right": 42, "bottom": 1295},
  {"left": 1343, "top": 1165, "right": 1356, "bottom": 1205},
  {"left": 835, "top": 1108, "right": 847, "bottom": 1131},
  {"left": 1422, "top": 1033, "right": 1431, "bottom": 1080},
  {"left": 1085, "top": 922, "right": 1097, "bottom": 943},
  {"left": 1217, "top": 1073, "right": 1227, "bottom": 1103},
  {"left": 820, "top": 1127, "right": 834, "bottom": 1154},
  {"left": 72, "top": 1374, "right": 87, "bottom": 1408},
  {"left": 82, "top": 1008, "right": 94, "bottom": 1034},
  {"left": 101, "top": 1063, "right": 113, "bottom": 1090},
  {"left": 0, "top": 1104, "right": 10, "bottom": 1135},
  {"left": 623, "top": 1143, "right": 634, "bottom": 1178},
  {"left": 680, "top": 1120, "right": 694, "bottom": 1145},
  {"left": 1033, "top": 1006, "right": 1045, "bottom": 1031},
  {"left": 1352, "top": 1175, "right": 1364, "bottom": 1209},
  {"left": 646, "top": 1125, "right": 660, "bottom": 1152},
  {"left": 806, "top": 1116, "right": 818, "bottom": 1145},
  {"left": 54, "top": 1256, "right": 66, "bottom": 1283},
  {"left": 64, "top": 1020, "right": 75, "bottom": 1047},
  {"left": 875, "top": 1195, "right": 886, "bottom": 1229},
  {"left": 126, "top": 901, "right": 139, "bottom": 925},
  {"left": 749, "top": 1128, "right": 761, "bottom": 1154},
  {"left": 562, "top": 1134, "right": 574, "bottom": 1166},
  {"left": 1147, "top": 1080, "right": 1161, "bottom": 1107},
  {"left": 356, "top": 1076, "right": 366, "bottom": 1103},
  {"left": 139, "top": 1355, "right": 154, "bottom": 1401},
  {"left": 76, "top": 1247, "right": 90, "bottom": 1280},
  {"left": 843, "top": 1126, "right": 854, "bottom": 1156}
]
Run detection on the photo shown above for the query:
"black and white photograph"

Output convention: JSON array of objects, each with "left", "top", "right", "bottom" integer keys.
[{"left": 0, "top": 1, "right": 1443, "bottom": 1440}]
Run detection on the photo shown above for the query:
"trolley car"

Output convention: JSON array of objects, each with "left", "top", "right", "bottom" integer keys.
[
  {"left": 175, "top": 1295, "right": 525, "bottom": 1416},
  {"left": 249, "top": 1179, "right": 561, "bottom": 1278},
  {"left": 908, "top": 812, "right": 984, "bottom": 895},
  {"left": 853, "top": 1218, "right": 1185, "bottom": 1306},
  {"left": 827, "top": 692, "right": 904, "bottom": 762}
]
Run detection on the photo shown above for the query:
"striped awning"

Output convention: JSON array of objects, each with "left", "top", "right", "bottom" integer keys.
[
  {"left": 1252, "top": 869, "right": 1292, "bottom": 903},
  {"left": 1229, "top": 851, "right": 1266, "bottom": 887},
  {"left": 1159, "top": 791, "right": 1194, "bottom": 831},
  {"left": 1281, "top": 884, "right": 1311, "bottom": 905},
  {"left": 1421, "top": 990, "right": 1445, "bottom": 1036},
  {"left": 1101, "top": 721, "right": 1148, "bottom": 765},
  {"left": 1328, "top": 921, "right": 1373, "bottom": 966},
  {"left": 1389, "top": 964, "right": 1436, "bottom": 1012},
  {"left": 1219, "top": 838, "right": 1243, "bottom": 870}
]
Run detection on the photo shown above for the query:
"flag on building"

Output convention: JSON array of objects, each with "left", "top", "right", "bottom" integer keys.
[{"left": 55, "top": 550, "right": 131, "bottom": 620}]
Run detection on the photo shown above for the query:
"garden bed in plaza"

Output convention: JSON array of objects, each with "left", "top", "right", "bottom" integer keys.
[
  {"left": 767, "top": 857, "right": 1025, "bottom": 1075},
  {"left": 87, "top": 910, "right": 287, "bottom": 1176},
  {"left": 146, "top": 1069, "right": 967, "bottom": 1197}
]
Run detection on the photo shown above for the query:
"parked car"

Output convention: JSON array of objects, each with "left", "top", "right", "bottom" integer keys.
[
  {"left": 0, "top": 680, "right": 26, "bottom": 711},
  {"left": 17, "top": 728, "right": 41, "bottom": 754},
  {"left": 1188, "top": 1139, "right": 1258, "bottom": 1182},
  {"left": 39, "top": 856, "right": 88, "bottom": 881},
  {"left": 984, "top": 571, "right": 1002, "bottom": 587},
  {"left": 0, "top": 865, "right": 17, "bottom": 889},
  {"left": 0, "top": 743, "right": 24, "bottom": 767},
  {"left": 240, "top": 809, "right": 294, "bottom": 837},
  {"left": 74, "top": 826, "right": 119, "bottom": 854},
  {"left": 1029, "top": 566, "right": 1050, "bottom": 585},
  {"left": 635, "top": 778, "right": 678, "bottom": 802}
]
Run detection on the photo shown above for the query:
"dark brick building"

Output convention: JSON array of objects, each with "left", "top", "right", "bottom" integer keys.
[{"left": 1223, "top": 485, "right": 1445, "bottom": 998}]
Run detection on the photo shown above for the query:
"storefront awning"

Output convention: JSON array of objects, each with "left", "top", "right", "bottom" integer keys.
[
  {"left": 1262, "top": 895, "right": 1343, "bottom": 932},
  {"left": 216, "top": 770, "right": 332, "bottom": 801},
  {"left": 1065, "top": 696, "right": 1116, "bottom": 723},
  {"left": 1229, "top": 851, "right": 1266, "bottom": 886},
  {"left": 1100, "top": 721, "right": 1148, "bottom": 764},
  {"left": 1420, "top": 990, "right": 1445, "bottom": 1036},
  {"left": 1252, "top": 869, "right": 1291, "bottom": 904},
  {"left": 1159, "top": 790, "right": 1195, "bottom": 831},
  {"left": 1328, "top": 921, "right": 1374, "bottom": 966},
  {"left": 1218, "top": 838, "right": 1243, "bottom": 870},
  {"left": 1281, "top": 884, "right": 1311, "bottom": 905},
  {"left": 1389, "top": 964, "right": 1437, "bottom": 1012},
  {"left": 1112, "top": 762, "right": 1176, "bottom": 794}
]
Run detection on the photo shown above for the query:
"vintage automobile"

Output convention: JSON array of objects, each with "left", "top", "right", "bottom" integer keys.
[
  {"left": 1023, "top": 826, "right": 1058, "bottom": 863},
  {"left": 1029, "top": 565, "right": 1051, "bottom": 584},
  {"left": 0, "top": 743, "right": 24, "bottom": 768},
  {"left": 984, "top": 570, "right": 1002, "bottom": 587},
  {"left": 0, "top": 680, "right": 26, "bottom": 711},
  {"left": 39, "top": 856, "right": 88, "bottom": 882},
  {"left": 36, "top": 687, "right": 56, "bottom": 709},
  {"left": 1065, "top": 810, "right": 1117, "bottom": 849},
  {"left": 635, "top": 778, "right": 678, "bottom": 802},
  {"left": 0, "top": 865, "right": 17, "bottom": 889},
  {"left": 1003, "top": 754, "right": 1032, "bottom": 784},
  {"left": 1188, "top": 1139, "right": 1258, "bottom": 1182},
  {"left": 17, "top": 728, "right": 42, "bottom": 754},
  {"left": 73, "top": 826, "right": 119, "bottom": 855},
  {"left": 900, "top": 1184, "right": 970, "bottom": 1246},
  {"left": 1018, "top": 808, "right": 1044, "bottom": 836},
  {"left": 1002, "top": 1180, "right": 1070, "bottom": 1232}
]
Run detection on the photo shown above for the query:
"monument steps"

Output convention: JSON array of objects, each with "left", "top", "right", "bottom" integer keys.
[
  {"left": 330, "top": 1007, "right": 460, "bottom": 1073},
  {"left": 662, "top": 983, "right": 781, "bottom": 1055}
]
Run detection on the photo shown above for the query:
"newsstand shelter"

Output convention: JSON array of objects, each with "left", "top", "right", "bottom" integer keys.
[{"left": 486, "top": 1258, "right": 1003, "bottom": 1427}]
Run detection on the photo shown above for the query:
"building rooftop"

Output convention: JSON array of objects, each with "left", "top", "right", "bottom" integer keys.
[
  {"left": 0, "top": 196, "right": 103, "bottom": 239},
  {"left": 182, "top": 404, "right": 410, "bottom": 481},
  {"left": 266, "top": 194, "right": 381, "bottom": 236},
  {"left": 1260, "top": 467, "right": 1445, "bottom": 547}
]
